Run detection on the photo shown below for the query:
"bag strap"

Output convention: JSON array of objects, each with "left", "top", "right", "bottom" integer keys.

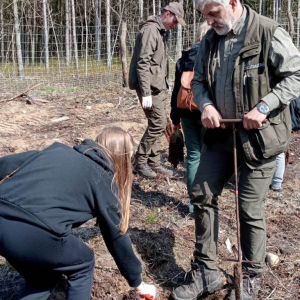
[{"left": 180, "top": 70, "right": 194, "bottom": 89}]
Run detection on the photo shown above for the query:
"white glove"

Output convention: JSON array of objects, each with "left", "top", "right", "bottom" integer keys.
[
  {"left": 135, "top": 282, "right": 156, "bottom": 300},
  {"left": 142, "top": 96, "right": 152, "bottom": 109}
]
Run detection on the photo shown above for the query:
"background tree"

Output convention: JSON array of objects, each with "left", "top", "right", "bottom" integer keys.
[
  {"left": 71, "top": 0, "right": 79, "bottom": 69},
  {"left": 106, "top": 0, "right": 111, "bottom": 68},
  {"left": 42, "top": 0, "right": 49, "bottom": 71},
  {"left": 13, "top": 0, "right": 24, "bottom": 78},
  {"left": 0, "top": 0, "right": 4, "bottom": 64},
  {"left": 65, "top": 0, "right": 71, "bottom": 66}
]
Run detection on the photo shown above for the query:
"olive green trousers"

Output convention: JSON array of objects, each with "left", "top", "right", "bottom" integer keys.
[
  {"left": 135, "top": 90, "right": 168, "bottom": 167},
  {"left": 191, "top": 129, "right": 276, "bottom": 274}
]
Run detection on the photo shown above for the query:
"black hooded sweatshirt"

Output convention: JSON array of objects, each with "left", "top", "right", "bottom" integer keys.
[{"left": 0, "top": 140, "right": 142, "bottom": 287}]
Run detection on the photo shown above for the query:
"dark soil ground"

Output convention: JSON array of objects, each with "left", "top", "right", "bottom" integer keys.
[{"left": 0, "top": 88, "right": 299, "bottom": 299}]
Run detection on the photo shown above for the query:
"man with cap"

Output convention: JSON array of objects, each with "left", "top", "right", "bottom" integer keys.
[{"left": 129, "top": 2, "right": 186, "bottom": 178}]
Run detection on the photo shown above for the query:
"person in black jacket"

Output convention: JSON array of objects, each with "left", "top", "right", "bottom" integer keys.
[
  {"left": 170, "top": 21, "right": 209, "bottom": 212},
  {"left": 0, "top": 127, "right": 156, "bottom": 300}
]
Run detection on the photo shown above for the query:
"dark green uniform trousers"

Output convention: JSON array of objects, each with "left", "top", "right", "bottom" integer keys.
[
  {"left": 191, "top": 129, "right": 276, "bottom": 274},
  {"left": 135, "top": 90, "right": 168, "bottom": 167}
]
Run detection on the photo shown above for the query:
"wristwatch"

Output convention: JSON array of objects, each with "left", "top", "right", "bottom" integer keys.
[{"left": 256, "top": 102, "right": 270, "bottom": 115}]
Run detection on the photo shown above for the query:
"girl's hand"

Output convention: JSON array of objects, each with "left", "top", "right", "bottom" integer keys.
[{"left": 135, "top": 282, "right": 156, "bottom": 300}]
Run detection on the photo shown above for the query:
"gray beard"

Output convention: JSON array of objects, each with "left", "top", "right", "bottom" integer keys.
[{"left": 212, "top": 23, "right": 232, "bottom": 35}]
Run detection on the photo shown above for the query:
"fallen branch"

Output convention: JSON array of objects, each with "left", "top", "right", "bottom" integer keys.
[
  {"left": 267, "top": 265, "right": 296, "bottom": 295},
  {"left": 0, "top": 83, "right": 43, "bottom": 103},
  {"left": 51, "top": 116, "right": 70, "bottom": 123},
  {"left": 124, "top": 104, "right": 138, "bottom": 111}
]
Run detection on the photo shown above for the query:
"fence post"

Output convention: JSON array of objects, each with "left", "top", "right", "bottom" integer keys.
[{"left": 120, "top": 21, "right": 128, "bottom": 87}]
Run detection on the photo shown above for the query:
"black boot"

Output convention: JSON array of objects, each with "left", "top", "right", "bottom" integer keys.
[
  {"left": 135, "top": 163, "right": 157, "bottom": 178},
  {"left": 170, "top": 263, "right": 223, "bottom": 300},
  {"left": 149, "top": 164, "right": 173, "bottom": 177}
]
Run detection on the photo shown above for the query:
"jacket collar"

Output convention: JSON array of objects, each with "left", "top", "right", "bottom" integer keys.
[
  {"left": 232, "top": 6, "right": 247, "bottom": 35},
  {"left": 239, "top": 5, "right": 261, "bottom": 57}
]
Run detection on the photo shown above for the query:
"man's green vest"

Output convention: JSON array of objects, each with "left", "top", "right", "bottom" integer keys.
[{"left": 202, "top": 6, "right": 291, "bottom": 166}]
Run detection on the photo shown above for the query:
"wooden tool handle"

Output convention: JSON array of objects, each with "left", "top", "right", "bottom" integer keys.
[{"left": 220, "top": 119, "right": 243, "bottom": 123}]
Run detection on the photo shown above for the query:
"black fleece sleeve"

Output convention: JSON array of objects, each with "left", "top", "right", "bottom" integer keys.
[
  {"left": 96, "top": 187, "right": 142, "bottom": 287},
  {"left": 170, "top": 66, "right": 183, "bottom": 125},
  {"left": 0, "top": 151, "right": 39, "bottom": 181}
]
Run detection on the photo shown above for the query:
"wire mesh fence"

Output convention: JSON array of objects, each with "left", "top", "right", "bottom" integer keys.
[{"left": 0, "top": 19, "right": 299, "bottom": 100}]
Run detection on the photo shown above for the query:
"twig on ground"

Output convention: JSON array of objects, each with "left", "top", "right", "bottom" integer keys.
[
  {"left": 0, "top": 83, "right": 43, "bottom": 103},
  {"left": 158, "top": 271, "right": 184, "bottom": 285},
  {"left": 125, "top": 104, "right": 138, "bottom": 111},
  {"left": 266, "top": 287, "right": 277, "bottom": 299},
  {"left": 95, "top": 265, "right": 118, "bottom": 271},
  {"left": 266, "top": 265, "right": 296, "bottom": 295},
  {"left": 116, "top": 97, "right": 122, "bottom": 109}
]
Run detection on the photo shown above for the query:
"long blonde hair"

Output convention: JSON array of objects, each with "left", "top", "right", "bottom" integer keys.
[{"left": 95, "top": 127, "right": 133, "bottom": 234}]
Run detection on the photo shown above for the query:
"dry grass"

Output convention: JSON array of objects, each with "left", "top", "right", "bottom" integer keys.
[{"left": 0, "top": 89, "right": 299, "bottom": 299}]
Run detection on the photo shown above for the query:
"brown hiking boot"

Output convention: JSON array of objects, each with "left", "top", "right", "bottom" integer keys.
[
  {"left": 149, "top": 165, "right": 173, "bottom": 177},
  {"left": 135, "top": 163, "right": 157, "bottom": 178}
]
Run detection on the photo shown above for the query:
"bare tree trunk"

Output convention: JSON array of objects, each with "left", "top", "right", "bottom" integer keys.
[
  {"left": 278, "top": 0, "right": 282, "bottom": 23},
  {"left": 95, "top": 0, "right": 101, "bottom": 63},
  {"left": 273, "top": 0, "right": 276, "bottom": 20},
  {"left": 120, "top": 21, "right": 128, "bottom": 87},
  {"left": 297, "top": 0, "right": 300, "bottom": 47},
  {"left": 147, "top": 0, "right": 149, "bottom": 17},
  {"left": 47, "top": 1, "right": 61, "bottom": 74},
  {"left": 42, "top": 0, "right": 49, "bottom": 71},
  {"left": 193, "top": 0, "right": 196, "bottom": 42},
  {"left": 262, "top": 0, "right": 266, "bottom": 15},
  {"left": 153, "top": 0, "right": 156, "bottom": 15},
  {"left": 175, "top": 0, "right": 183, "bottom": 60},
  {"left": 0, "top": 0, "right": 4, "bottom": 64},
  {"left": 31, "top": 0, "right": 36, "bottom": 65},
  {"left": 158, "top": 0, "right": 161, "bottom": 13},
  {"left": 71, "top": 0, "right": 78, "bottom": 69},
  {"left": 0, "top": 1, "right": 4, "bottom": 65},
  {"left": 65, "top": 0, "right": 71, "bottom": 66},
  {"left": 259, "top": 0, "right": 262, "bottom": 14},
  {"left": 13, "top": 0, "right": 24, "bottom": 78},
  {"left": 106, "top": 0, "right": 111, "bottom": 68},
  {"left": 288, "top": 0, "right": 295, "bottom": 38},
  {"left": 84, "top": 0, "right": 88, "bottom": 75},
  {"left": 139, "top": 0, "right": 143, "bottom": 21}
]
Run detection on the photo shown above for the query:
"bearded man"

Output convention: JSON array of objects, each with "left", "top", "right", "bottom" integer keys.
[{"left": 170, "top": 0, "right": 300, "bottom": 299}]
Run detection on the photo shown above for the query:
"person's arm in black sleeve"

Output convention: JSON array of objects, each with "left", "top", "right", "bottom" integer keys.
[
  {"left": 170, "top": 64, "right": 183, "bottom": 126},
  {"left": 0, "top": 150, "right": 39, "bottom": 180},
  {"left": 96, "top": 187, "right": 142, "bottom": 288}
]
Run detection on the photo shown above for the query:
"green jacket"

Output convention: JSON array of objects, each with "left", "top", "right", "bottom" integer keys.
[
  {"left": 194, "top": 6, "right": 292, "bottom": 166},
  {"left": 129, "top": 16, "right": 169, "bottom": 96}
]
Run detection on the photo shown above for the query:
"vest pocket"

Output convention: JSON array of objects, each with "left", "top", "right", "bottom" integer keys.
[
  {"left": 248, "top": 109, "right": 291, "bottom": 159},
  {"left": 246, "top": 74, "right": 268, "bottom": 109}
]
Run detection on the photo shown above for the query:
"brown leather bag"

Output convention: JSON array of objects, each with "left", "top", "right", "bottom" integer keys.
[{"left": 177, "top": 70, "right": 198, "bottom": 110}]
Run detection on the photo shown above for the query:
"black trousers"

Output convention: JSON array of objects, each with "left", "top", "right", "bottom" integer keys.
[{"left": 0, "top": 217, "right": 95, "bottom": 300}]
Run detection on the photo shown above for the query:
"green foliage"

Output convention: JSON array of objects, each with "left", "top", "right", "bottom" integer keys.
[{"left": 146, "top": 210, "right": 158, "bottom": 224}]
